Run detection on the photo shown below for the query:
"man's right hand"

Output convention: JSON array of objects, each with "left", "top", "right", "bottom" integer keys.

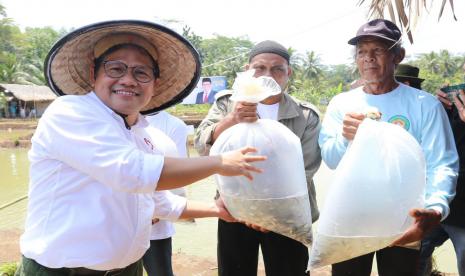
[
  {"left": 212, "top": 102, "right": 258, "bottom": 142},
  {"left": 229, "top": 101, "right": 258, "bottom": 124},
  {"left": 342, "top": 112, "right": 365, "bottom": 141},
  {"left": 218, "top": 147, "right": 266, "bottom": 181}
]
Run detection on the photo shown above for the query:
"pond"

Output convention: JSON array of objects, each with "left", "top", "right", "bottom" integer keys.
[{"left": 0, "top": 148, "right": 458, "bottom": 273}]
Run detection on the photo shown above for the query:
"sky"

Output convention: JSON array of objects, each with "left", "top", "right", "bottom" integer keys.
[{"left": 2, "top": 0, "right": 465, "bottom": 65}]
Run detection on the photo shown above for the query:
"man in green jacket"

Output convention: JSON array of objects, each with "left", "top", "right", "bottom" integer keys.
[{"left": 195, "top": 40, "right": 321, "bottom": 276}]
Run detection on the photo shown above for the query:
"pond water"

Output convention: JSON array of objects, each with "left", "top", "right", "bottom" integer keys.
[{"left": 0, "top": 148, "right": 458, "bottom": 273}]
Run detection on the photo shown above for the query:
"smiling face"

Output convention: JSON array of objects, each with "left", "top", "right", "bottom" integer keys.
[{"left": 91, "top": 45, "right": 157, "bottom": 124}]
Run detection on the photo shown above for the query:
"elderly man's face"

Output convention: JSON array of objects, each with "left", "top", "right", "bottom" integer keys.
[
  {"left": 356, "top": 38, "right": 398, "bottom": 85},
  {"left": 92, "top": 46, "right": 156, "bottom": 120},
  {"left": 246, "top": 53, "right": 291, "bottom": 92}
]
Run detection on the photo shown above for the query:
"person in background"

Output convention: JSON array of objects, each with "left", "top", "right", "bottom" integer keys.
[
  {"left": 9, "top": 99, "right": 17, "bottom": 118},
  {"left": 195, "top": 77, "right": 218, "bottom": 104},
  {"left": 319, "top": 19, "right": 458, "bottom": 275},
  {"left": 16, "top": 20, "right": 265, "bottom": 276},
  {"left": 0, "top": 91, "right": 6, "bottom": 118},
  {"left": 143, "top": 111, "right": 189, "bottom": 276},
  {"left": 195, "top": 40, "right": 321, "bottom": 276},
  {"left": 418, "top": 64, "right": 465, "bottom": 276},
  {"left": 395, "top": 64, "right": 424, "bottom": 90}
]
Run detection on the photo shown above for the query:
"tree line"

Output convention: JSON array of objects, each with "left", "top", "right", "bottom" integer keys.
[{"left": 1, "top": 4, "right": 464, "bottom": 106}]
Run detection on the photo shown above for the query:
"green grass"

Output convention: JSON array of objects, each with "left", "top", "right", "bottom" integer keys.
[
  {"left": 167, "top": 104, "right": 211, "bottom": 117},
  {"left": 0, "top": 262, "right": 18, "bottom": 276},
  {"left": 0, "top": 118, "right": 38, "bottom": 126},
  {"left": 0, "top": 129, "right": 34, "bottom": 141}
]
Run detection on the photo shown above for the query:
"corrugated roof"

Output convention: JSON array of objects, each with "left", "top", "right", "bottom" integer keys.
[{"left": 0, "top": 83, "right": 57, "bottom": 102}]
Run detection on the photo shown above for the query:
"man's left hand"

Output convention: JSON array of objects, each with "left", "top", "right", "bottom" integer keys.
[
  {"left": 390, "top": 208, "right": 441, "bottom": 246},
  {"left": 452, "top": 89, "right": 465, "bottom": 123},
  {"left": 215, "top": 196, "right": 237, "bottom": 223}
]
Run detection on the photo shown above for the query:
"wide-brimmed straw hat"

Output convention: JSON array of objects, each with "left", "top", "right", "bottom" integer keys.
[{"left": 45, "top": 20, "right": 201, "bottom": 115}]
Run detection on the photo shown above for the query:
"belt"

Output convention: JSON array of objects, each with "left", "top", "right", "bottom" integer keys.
[
  {"left": 68, "top": 266, "right": 126, "bottom": 276},
  {"left": 20, "top": 255, "right": 133, "bottom": 276}
]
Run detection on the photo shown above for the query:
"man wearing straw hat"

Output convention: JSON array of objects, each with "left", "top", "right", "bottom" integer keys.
[
  {"left": 16, "top": 20, "right": 266, "bottom": 276},
  {"left": 319, "top": 19, "right": 458, "bottom": 275}
]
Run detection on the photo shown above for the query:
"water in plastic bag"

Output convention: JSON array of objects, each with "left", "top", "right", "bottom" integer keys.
[
  {"left": 210, "top": 119, "right": 313, "bottom": 246},
  {"left": 309, "top": 119, "right": 425, "bottom": 268}
]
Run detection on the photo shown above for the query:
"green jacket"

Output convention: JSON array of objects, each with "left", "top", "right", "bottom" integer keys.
[{"left": 194, "top": 91, "right": 322, "bottom": 222}]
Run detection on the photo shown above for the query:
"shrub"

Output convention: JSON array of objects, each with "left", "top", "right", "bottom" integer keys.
[{"left": 0, "top": 262, "right": 18, "bottom": 276}]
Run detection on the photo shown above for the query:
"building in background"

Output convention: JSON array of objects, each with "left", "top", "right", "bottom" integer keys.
[{"left": 0, "top": 84, "right": 57, "bottom": 118}]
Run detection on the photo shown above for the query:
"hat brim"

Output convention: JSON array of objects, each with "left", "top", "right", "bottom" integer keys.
[
  {"left": 395, "top": 75, "right": 425, "bottom": 83},
  {"left": 348, "top": 34, "right": 397, "bottom": 45},
  {"left": 45, "top": 20, "right": 201, "bottom": 115}
]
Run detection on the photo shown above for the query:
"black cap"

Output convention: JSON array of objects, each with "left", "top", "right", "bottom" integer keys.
[
  {"left": 348, "top": 19, "right": 401, "bottom": 45},
  {"left": 249, "top": 40, "right": 290, "bottom": 63}
]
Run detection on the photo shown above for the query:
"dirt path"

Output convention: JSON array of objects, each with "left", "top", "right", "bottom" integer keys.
[{"left": 0, "top": 229, "right": 336, "bottom": 276}]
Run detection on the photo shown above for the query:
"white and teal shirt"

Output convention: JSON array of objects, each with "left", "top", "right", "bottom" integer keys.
[{"left": 319, "top": 83, "right": 459, "bottom": 219}]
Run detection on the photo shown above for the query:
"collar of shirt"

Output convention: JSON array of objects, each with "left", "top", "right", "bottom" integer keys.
[
  {"left": 88, "top": 91, "right": 149, "bottom": 129},
  {"left": 277, "top": 93, "right": 300, "bottom": 121}
]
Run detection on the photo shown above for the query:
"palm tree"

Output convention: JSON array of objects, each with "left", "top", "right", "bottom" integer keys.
[
  {"left": 0, "top": 4, "right": 6, "bottom": 17},
  {"left": 302, "top": 51, "right": 324, "bottom": 80},
  {"left": 417, "top": 52, "right": 441, "bottom": 74},
  {"left": 358, "top": 0, "right": 457, "bottom": 43},
  {"left": 416, "top": 50, "right": 462, "bottom": 77}
]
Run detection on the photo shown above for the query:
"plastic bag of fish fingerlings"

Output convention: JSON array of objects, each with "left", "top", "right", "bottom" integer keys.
[
  {"left": 309, "top": 119, "right": 425, "bottom": 269},
  {"left": 210, "top": 119, "right": 312, "bottom": 246}
]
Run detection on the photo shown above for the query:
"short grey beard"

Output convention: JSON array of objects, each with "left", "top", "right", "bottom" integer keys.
[{"left": 362, "top": 78, "right": 383, "bottom": 85}]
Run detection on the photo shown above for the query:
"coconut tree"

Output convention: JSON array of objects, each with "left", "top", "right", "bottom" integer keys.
[
  {"left": 358, "top": 0, "right": 457, "bottom": 43},
  {"left": 301, "top": 51, "right": 324, "bottom": 80},
  {"left": 0, "top": 3, "right": 6, "bottom": 17}
]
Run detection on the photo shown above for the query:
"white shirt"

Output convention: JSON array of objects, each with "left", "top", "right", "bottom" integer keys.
[
  {"left": 257, "top": 102, "right": 279, "bottom": 120},
  {"left": 144, "top": 119, "right": 188, "bottom": 240},
  {"left": 21, "top": 92, "right": 164, "bottom": 270},
  {"left": 146, "top": 111, "right": 188, "bottom": 157}
]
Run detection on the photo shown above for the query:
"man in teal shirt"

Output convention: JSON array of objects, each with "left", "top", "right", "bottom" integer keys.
[{"left": 319, "top": 19, "right": 458, "bottom": 275}]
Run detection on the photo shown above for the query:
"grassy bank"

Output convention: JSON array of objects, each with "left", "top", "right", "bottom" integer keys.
[
  {"left": 0, "top": 104, "right": 211, "bottom": 147},
  {"left": 0, "top": 102, "right": 326, "bottom": 147},
  {"left": 0, "top": 119, "right": 37, "bottom": 147}
]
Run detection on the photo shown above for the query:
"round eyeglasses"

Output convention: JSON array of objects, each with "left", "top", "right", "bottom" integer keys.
[{"left": 103, "top": 60, "right": 155, "bottom": 83}]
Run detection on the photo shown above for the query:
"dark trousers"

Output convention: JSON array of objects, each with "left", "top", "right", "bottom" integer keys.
[
  {"left": 217, "top": 219, "right": 309, "bottom": 276},
  {"left": 142, "top": 238, "right": 174, "bottom": 276},
  {"left": 419, "top": 223, "right": 465, "bottom": 276},
  {"left": 15, "top": 255, "right": 143, "bottom": 276},
  {"left": 331, "top": 246, "right": 420, "bottom": 276}
]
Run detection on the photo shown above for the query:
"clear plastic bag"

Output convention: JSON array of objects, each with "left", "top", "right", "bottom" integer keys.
[
  {"left": 210, "top": 119, "right": 312, "bottom": 245},
  {"left": 230, "top": 69, "right": 282, "bottom": 103},
  {"left": 309, "top": 119, "right": 425, "bottom": 268}
]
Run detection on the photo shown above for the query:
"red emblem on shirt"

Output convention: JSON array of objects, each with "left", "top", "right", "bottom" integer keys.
[{"left": 144, "top": 138, "right": 154, "bottom": 151}]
